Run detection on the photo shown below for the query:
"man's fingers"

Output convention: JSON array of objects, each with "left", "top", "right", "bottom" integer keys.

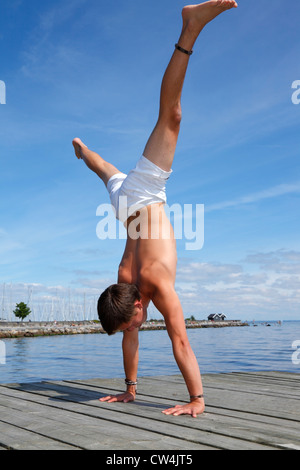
[
  {"left": 162, "top": 407, "right": 179, "bottom": 415},
  {"left": 99, "top": 393, "right": 134, "bottom": 403},
  {"left": 162, "top": 404, "right": 181, "bottom": 414},
  {"left": 99, "top": 396, "right": 108, "bottom": 402},
  {"left": 162, "top": 405, "right": 199, "bottom": 417},
  {"left": 99, "top": 395, "right": 115, "bottom": 402},
  {"left": 171, "top": 408, "right": 188, "bottom": 417}
]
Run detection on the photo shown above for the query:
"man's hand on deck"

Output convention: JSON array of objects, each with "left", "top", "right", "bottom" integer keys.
[
  {"left": 99, "top": 391, "right": 135, "bottom": 403},
  {"left": 162, "top": 400, "right": 205, "bottom": 418}
]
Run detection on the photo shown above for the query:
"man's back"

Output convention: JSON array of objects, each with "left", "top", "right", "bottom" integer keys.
[{"left": 118, "top": 203, "right": 177, "bottom": 302}]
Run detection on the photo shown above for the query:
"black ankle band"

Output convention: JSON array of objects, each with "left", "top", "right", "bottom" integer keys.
[{"left": 175, "top": 43, "right": 193, "bottom": 56}]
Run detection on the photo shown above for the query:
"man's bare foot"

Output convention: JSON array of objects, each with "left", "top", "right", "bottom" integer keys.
[
  {"left": 182, "top": 0, "right": 238, "bottom": 37},
  {"left": 72, "top": 137, "right": 87, "bottom": 160},
  {"left": 72, "top": 137, "right": 120, "bottom": 184},
  {"left": 72, "top": 137, "right": 104, "bottom": 175}
]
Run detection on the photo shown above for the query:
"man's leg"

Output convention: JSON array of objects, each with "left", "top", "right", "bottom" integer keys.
[
  {"left": 143, "top": 0, "right": 237, "bottom": 172},
  {"left": 72, "top": 137, "right": 121, "bottom": 187}
]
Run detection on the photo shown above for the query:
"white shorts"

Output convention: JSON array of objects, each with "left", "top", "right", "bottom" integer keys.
[{"left": 106, "top": 155, "right": 172, "bottom": 223}]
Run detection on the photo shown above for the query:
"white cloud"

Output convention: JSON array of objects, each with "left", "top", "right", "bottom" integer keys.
[
  {"left": 2, "top": 249, "right": 299, "bottom": 322},
  {"left": 206, "top": 181, "right": 300, "bottom": 212},
  {"left": 244, "top": 249, "right": 300, "bottom": 274},
  {"left": 175, "top": 250, "right": 300, "bottom": 320}
]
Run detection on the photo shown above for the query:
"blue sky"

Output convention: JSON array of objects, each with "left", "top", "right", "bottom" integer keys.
[{"left": 1, "top": 0, "right": 300, "bottom": 321}]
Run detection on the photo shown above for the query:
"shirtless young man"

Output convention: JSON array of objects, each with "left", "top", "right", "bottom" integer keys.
[{"left": 73, "top": 0, "right": 238, "bottom": 417}]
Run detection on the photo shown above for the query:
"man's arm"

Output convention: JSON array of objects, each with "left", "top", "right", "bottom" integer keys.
[
  {"left": 122, "top": 328, "right": 139, "bottom": 398},
  {"left": 99, "top": 328, "right": 139, "bottom": 403},
  {"left": 151, "top": 280, "right": 205, "bottom": 417}
]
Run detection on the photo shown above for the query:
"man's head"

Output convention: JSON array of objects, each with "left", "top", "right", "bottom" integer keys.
[{"left": 97, "top": 283, "right": 142, "bottom": 335}]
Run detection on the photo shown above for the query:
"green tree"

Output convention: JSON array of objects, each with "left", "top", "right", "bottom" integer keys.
[
  {"left": 13, "top": 302, "right": 31, "bottom": 322},
  {"left": 185, "top": 315, "right": 196, "bottom": 322}
]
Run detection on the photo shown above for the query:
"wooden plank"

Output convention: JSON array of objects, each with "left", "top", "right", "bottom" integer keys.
[
  {"left": 140, "top": 375, "right": 300, "bottom": 419},
  {"left": 72, "top": 375, "right": 300, "bottom": 421},
  {"left": 0, "top": 420, "right": 80, "bottom": 450},
  {"left": 233, "top": 371, "right": 300, "bottom": 382},
  {"left": 0, "top": 384, "right": 236, "bottom": 450},
  {"left": 0, "top": 382, "right": 275, "bottom": 451},
  {"left": 202, "top": 381, "right": 300, "bottom": 401},
  {"left": 45, "top": 379, "right": 300, "bottom": 449},
  {"left": 0, "top": 380, "right": 287, "bottom": 450},
  {"left": 142, "top": 372, "right": 300, "bottom": 396},
  {"left": 0, "top": 385, "right": 214, "bottom": 450},
  {"left": 206, "top": 372, "right": 300, "bottom": 397},
  {"left": 0, "top": 372, "right": 299, "bottom": 451}
]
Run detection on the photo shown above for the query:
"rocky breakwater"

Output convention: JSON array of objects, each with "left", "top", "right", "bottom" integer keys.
[
  {"left": 0, "top": 321, "right": 105, "bottom": 338},
  {"left": 140, "top": 320, "right": 249, "bottom": 331},
  {"left": 0, "top": 319, "right": 248, "bottom": 339}
]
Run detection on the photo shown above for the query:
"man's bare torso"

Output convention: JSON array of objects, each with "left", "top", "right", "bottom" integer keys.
[{"left": 118, "top": 203, "right": 177, "bottom": 308}]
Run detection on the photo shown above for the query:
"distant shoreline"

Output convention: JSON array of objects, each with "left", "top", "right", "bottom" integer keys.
[{"left": 0, "top": 319, "right": 249, "bottom": 339}]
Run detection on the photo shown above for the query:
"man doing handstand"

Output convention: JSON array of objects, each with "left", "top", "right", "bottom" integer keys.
[{"left": 73, "top": 0, "right": 238, "bottom": 417}]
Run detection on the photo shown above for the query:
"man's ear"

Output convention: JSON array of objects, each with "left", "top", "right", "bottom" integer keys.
[{"left": 134, "top": 300, "right": 143, "bottom": 310}]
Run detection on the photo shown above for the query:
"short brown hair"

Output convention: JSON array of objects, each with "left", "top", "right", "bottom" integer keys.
[{"left": 97, "top": 283, "right": 141, "bottom": 335}]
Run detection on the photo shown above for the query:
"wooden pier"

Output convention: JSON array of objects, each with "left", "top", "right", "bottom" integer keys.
[{"left": 0, "top": 371, "right": 299, "bottom": 450}]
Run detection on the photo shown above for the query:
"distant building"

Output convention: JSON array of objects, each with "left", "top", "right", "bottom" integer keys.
[{"left": 208, "top": 313, "right": 226, "bottom": 321}]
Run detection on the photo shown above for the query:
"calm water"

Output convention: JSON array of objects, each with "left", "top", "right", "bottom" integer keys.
[{"left": 0, "top": 321, "right": 300, "bottom": 384}]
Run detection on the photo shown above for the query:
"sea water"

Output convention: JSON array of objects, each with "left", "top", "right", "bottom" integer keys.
[{"left": 0, "top": 321, "right": 299, "bottom": 384}]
